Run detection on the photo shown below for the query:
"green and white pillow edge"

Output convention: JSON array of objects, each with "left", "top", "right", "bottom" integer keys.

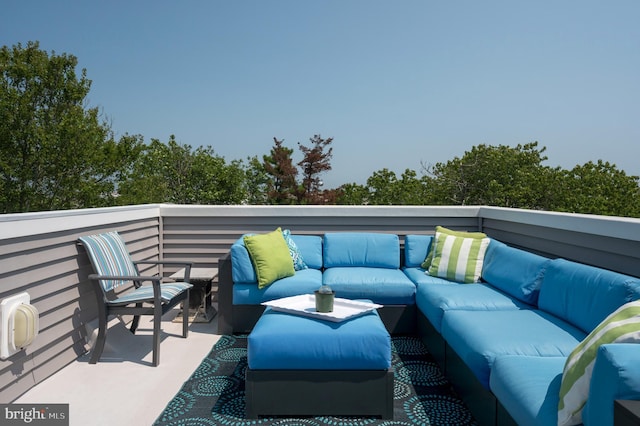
[
  {"left": 426, "top": 231, "right": 490, "bottom": 283},
  {"left": 558, "top": 300, "right": 640, "bottom": 426},
  {"left": 421, "top": 225, "right": 488, "bottom": 269}
]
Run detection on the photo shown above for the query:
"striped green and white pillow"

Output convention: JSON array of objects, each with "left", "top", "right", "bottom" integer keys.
[
  {"left": 420, "top": 226, "right": 487, "bottom": 269},
  {"left": 558, "top": 300, "right": 640, "bottom": 426},
  {"left": 426, "top": 230, "right": 490, "bottom": 283}
]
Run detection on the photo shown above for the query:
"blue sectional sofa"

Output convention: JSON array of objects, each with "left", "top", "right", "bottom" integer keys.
[
  {"left": 219, "top": 232, "right": 417, "bottom": 334},
  {"left": 217, "top": 230, "right": 640, "bottom": 426}
]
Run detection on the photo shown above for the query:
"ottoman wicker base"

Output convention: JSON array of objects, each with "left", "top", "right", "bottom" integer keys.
[{"left": 246, "top": 306, "right": 393, "bottom": 419}]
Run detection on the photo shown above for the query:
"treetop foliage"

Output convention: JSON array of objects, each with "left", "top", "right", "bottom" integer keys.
[
  {"left": 262, "top": 138, "right": 299, "bottom": 204},
  {"left": 297, "top": 135, "right": 333, "bottom": 203},
  {"left": 1, "top": 41, "right": 141, "bottom": 212},
  {"left": 2, "top": 41, "right": 639, "bottom": 217},
  {"left": 260, "top": 135, "right": 337, "bottom": 205},
  {"left": 335, "top": 142, "right": 640, "bottom": 217}
]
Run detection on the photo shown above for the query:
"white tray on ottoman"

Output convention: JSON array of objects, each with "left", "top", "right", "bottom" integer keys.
[{"left": 262, "top": 294, "right": 382, "bottom": 322}]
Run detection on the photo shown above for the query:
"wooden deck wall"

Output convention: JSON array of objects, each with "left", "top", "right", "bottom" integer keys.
[{"left": 1, "top": 204, "right": 639, "bottom": 402}]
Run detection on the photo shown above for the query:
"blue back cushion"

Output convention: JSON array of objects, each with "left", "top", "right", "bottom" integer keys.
[
  {"left": 79, "top": 231, "right": 139, "bottom": 292},
  {"left": 231, "top": 234, "right": 323, "bottom": 283},
  {"left": 584, "top": 344, "right": 640, "bottom": 426},
  {"left": 290, "top": 235, "right": 323, "bottom": 269},
  {"left": 230, "top": 237, "right": 256, "bottom": 283},
  {"left": 482, "top": 239, "right": 551, "bottom": 305},
  {"left": 404, "top": 235, "right": 433, "bottom": 268},
  {"left": 538, "top": 258, "right": 640, "bottom": 333},
  {"left": 323, "top": 233, "right": 400, "bottom": 269}
]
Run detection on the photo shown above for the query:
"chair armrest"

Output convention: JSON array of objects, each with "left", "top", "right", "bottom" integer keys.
[
  {"left": 88, "top": 273, "right": 163, "bottom": 284},
  {"left": 584, "top": 343, "right": 640, "bottom": 426},
  {"left": 133, "top": 261, "right": 194, "bottom": 267},
  {"left": 133, "top": 261, "right": 193, "bottom": 281}
]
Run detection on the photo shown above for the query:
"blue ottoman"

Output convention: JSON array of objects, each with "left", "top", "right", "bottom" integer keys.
[{"left": 246, "top": 307, "right": 394, "bottom": 419}]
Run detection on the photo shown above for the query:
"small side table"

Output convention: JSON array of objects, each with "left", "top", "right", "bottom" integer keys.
[{"left": 171, "top": 267, "right": 218, "bottom": 323}]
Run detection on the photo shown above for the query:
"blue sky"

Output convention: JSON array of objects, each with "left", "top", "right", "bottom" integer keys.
[{"left": 3, "top": 1, "right": 639, "bottom": 188}]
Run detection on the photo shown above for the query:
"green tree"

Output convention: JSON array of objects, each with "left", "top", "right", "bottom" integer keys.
[
  {"left": 0, "top": 41, "right": 140, "bottom": 212},
  {"left": 242, "top": 155, "right": 269, "bottom": 205},
  {"left": 366, "top": 169, "right": 400, "bottom": 205},
  {"left": 336, "top": 182, "right": 369, "bottom": 205},
  {"left": 337, "top": 169, "right": 431, "bottom": 205},
  {"left": 394, "top": 169, "right": 433, "bottom": 205},
  {"left": 426, "top": 142, "right": 558, "bottom": 208},
  {"left": 117, "top": 136, "right": 246, "bottom": 205},
  {"left": 557, "top": 160, "right": 640, "bottom": 217},
  {"left": 262, "top": 137, "right": 299, "bottom": 204}
]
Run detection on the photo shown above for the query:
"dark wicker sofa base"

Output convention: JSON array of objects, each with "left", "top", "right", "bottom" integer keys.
[{"left": 245, "top": 368, "right": 395, "bottom": 419}]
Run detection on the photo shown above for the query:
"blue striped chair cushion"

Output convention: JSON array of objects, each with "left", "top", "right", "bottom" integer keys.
[
  {"left": 110, "top": 283, "right": 192, "bottom": 305},
  {"left": 79, "top": 232, "right": 141, "bottom": 292}
]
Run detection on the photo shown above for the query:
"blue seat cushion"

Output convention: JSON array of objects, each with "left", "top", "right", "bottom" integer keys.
[
  {"left": 233, "top": 269, "right": 322, "bottom": 305},
  {"left": 416, "top": 281, "right": 530, "bottom": 333},
  {"left": 322, "top": 267, "right": 416, "bottom": 304},
  {"left": 112, "top": 282, "right": 192, "bottom": 304},
  {"left": 247, "top": 307, "right": 391, "bottom": 370},
  {"left": 403, "top": 267, "right": 454, "bottom": 286},
  {"left": 490, "top": 355, "right": 566, "bottom": 426},
  {"left": 441, "top": 309, "right": 586, "bottom": 389}
]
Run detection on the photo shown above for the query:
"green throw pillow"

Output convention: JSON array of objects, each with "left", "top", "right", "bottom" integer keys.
[
  {"left": 558, "top": 300, "right": 640, "bottom": 426},
  {"left": 421, "top": 226, "right": 488, "bottom": 270},
  {"left": 427, "top": 229, "right": 490, "bottom": 283},
  {"left": 243, "top": 228, "right": 295, "bottom": 289}
]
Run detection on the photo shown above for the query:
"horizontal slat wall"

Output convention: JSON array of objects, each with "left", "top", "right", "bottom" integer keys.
[
  {"left": 161, "top": 205, "right": 640, "bottom": 294},
  {"left": 0, "top": 208, "right": 161, "bottom": 403},
  {"left": 479, "top": 207, "right": 640, "bottom": 277},
  {"left": 159, "top": 205, "right": 484, "bottom": 275}
]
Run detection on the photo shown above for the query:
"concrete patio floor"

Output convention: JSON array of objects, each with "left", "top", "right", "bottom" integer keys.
[{"left": 15, "top": 306, "right": 221, "bottom": 426}]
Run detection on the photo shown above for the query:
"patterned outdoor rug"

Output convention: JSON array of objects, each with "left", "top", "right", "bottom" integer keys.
[{"left": 155, "top": 335, "right": 478, "bottom": 426}]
